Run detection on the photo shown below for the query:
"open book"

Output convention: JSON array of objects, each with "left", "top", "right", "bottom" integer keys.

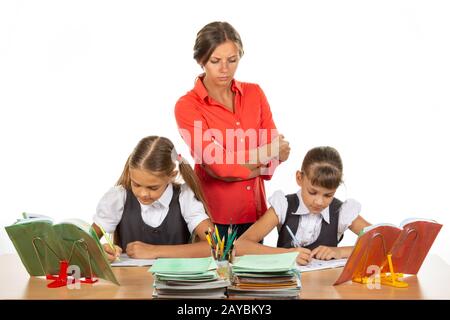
[
  {"left": 5, "top": 213, "right": 119, "bottom": 285},
  {"left": 334, "top": 218, "right": 442, "bottom": 285}
]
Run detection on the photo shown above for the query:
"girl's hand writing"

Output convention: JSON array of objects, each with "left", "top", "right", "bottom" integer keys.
[
  {"left": 311, "top": 246, "right": 340, "bottom": 260},
  {"left": 103, "top": 244, "right": 122, "bottom": 262},
  {"left": 292, "top": 247, "right": 312, "bottom": 265}
]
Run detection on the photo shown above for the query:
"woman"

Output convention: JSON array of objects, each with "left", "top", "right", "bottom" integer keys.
[{"left": 175, "top": 21, "right": 290, "bottom": 239}]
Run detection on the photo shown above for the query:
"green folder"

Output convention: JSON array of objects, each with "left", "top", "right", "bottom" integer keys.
[
  {"left": 232, "top": 252, "right": 299, "bottom": 273},
  {"left": 149, "top": 257, "right": 217, "bottom": 274},
  {"left": 155, "top": 270, "right": 218, "bottom": 281},
  {"left": 5, "top": 215, "right": 119, "bottom": 285}
]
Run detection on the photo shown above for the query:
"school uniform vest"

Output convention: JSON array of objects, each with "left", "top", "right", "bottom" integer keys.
[
  {"left": 116, "top": 185, "right": 190, "bottom": 249},
  {"left": 277, "top": 193, "right": 343, "bottom": 250}
]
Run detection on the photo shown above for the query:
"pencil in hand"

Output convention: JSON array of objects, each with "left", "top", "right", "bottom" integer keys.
[{"left": 98, "top": 224, "right": 121, "bottom": 261}]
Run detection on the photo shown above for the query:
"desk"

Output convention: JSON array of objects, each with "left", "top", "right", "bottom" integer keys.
[{"left": 1, "top": 254, "right": 449, "bottom": 299}]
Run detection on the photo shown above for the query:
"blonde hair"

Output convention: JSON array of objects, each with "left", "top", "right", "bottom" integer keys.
[{"left": 116, "top": 136, "right": 210, "bottom": 215}]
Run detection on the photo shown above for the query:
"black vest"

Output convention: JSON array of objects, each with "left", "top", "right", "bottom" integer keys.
[
  {"left": 116, "top": 185, "right": 190, "bottom": 249},
  {"left": 277, "top": 193, "right": 343, "bottom": 250}
]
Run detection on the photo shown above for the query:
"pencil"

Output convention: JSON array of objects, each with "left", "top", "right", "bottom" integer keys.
[
  {"left": 97, "top": 224, "right": 120, "bottom": 261},
  {"left": 214, "top": 225, "right": 221, "bottom": 247}
]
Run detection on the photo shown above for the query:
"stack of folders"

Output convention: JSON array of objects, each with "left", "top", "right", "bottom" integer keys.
[
  {"left": 228, "top": 252, "right": 301, "bottom": 299},
  {"left": 149, "top": 257, "right": 230, "bottom": 299}
]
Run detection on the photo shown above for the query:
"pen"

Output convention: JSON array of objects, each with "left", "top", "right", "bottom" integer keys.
[
  {"left": 286, "top": 225, "right": 302, "bottom": 248},
  {"left": 98, "top": 224, "right": 120, "bottom": 261},
  {"left": 211, "top": 137, "right": 225, "bottom": 151}
]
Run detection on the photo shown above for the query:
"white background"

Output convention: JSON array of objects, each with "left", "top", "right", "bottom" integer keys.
[{"left": 1, "top": 0, "right": 449, "bottom": 263}]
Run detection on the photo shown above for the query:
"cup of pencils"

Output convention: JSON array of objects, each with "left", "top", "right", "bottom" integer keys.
[{"left": 205, "top": 225, "right": 238, "bottom": 280}]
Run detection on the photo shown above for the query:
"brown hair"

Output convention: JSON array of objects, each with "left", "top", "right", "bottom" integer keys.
[
  {"left": 301, "top": 146, "right": 343, "bottom": 190},
  {"left": 193, "top": 21, "right": 244, "bottom": 66},
  {"left": 116, "top": 136, "right": 210, "bottom": 215}
]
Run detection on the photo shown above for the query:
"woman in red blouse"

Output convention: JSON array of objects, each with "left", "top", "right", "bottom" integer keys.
[{"left": 175, "top": 21, "right": 290, "bottom": 239}]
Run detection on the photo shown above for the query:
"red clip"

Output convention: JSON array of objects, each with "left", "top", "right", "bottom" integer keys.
[
  {"left": 46, "top": 260, "right": 69, "bottom": 288},
  {"left": 80, "top": 277, "right": 98, "bottom": 284},
  {"left": 46, "top": 260, "right": 98, "bottom": 288}
]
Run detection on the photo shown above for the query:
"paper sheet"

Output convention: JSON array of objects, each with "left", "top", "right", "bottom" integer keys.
[
  {"left": 111, "top": 254, "right": 156, "bottom": 267},
  {"left": 296, "top": 258, "right": 347, "bottom": 272}
]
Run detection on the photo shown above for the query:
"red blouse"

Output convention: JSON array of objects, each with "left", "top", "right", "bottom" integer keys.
[{"left": 175, "top": 77, "right": 280, "bottom": 224}]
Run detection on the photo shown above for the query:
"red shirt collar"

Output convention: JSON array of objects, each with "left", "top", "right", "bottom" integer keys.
[{"left": 193, "top": 75, "right": 243, "bottom": 101}]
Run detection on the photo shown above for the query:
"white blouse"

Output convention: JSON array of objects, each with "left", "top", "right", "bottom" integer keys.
[
  {"left": 268, "top": 189, "right": 361, "bottom": 247},
  {"left": 93, "top": 183, "right": 209, "bottom": 235}
]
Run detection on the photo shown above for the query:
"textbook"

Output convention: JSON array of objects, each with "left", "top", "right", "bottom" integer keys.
[
  {"left": 5, "top": 213, "right": 119, "bottom": 285},
  {"left": 334, "top": 218, "right": 442, "bottom": 286}
]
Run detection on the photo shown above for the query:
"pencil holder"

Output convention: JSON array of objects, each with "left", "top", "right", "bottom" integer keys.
[{"left": 216, "top": 259, "right": 231, "bottom": 280}]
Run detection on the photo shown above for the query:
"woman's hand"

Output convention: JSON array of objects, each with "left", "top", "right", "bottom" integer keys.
[
  {"left": 277, "top": 135, "right": 291, "bottom": 162},
  {"left": 270, "top": 135, "right": 290, "bottom": 162},
  {"left": 102, "top": 244, "right": 122, "bottom": 262},
  {"left": 126, "top": 241, "right": 158, "bottom": 259},
  {"left": 311, "top": 246, "right": 341, "bottom": 260}
]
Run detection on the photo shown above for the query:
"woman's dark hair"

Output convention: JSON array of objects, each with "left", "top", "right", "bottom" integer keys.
[{"left": 193, "top": 21, "right": 244, "bottom": 66}]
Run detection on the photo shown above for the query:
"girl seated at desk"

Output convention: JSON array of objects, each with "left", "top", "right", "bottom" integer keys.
[
  {"left": 91, "top": 136, "right": 214, "bottom": 262},
  {"left": 235, "top": 146, "right": 371, "bottom": 265}
]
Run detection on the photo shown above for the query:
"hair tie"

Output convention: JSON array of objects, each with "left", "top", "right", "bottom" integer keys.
[{"left": 177, "top": 154, "right": 183, "bottom": 163}]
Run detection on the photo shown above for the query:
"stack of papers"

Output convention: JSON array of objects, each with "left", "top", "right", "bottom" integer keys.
[
  {"left": 296, "top": 258, "right": 347, "bottom": 272},
  {"left": 111, "top": 254, "right": 156, "bottom": 267},
  {"left": 149, "top": 257, "right": 230, "bottom": 299},
  {"left": 228, "top": 252, "right": 301, "bottom": 299}
]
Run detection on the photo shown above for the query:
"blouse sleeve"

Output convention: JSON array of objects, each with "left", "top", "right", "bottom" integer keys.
[
  {"left": 337, "top": 199, "right": 361, "bottom": 239},
  {"left": 268, "top": 190, "right": 288, "bottom": 225},
  {"left": 93, "top": 186, "right": 126, "bottom": 233},
  {"left": 178, "top": 184, "right": 210, "bottom": 234},
  {"left": 257, "top": 85, "right": 281, "bottom": 180}
]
